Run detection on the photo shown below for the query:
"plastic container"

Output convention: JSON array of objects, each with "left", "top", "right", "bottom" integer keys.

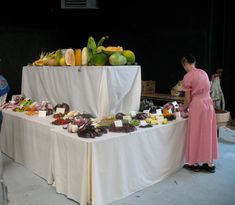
[
  {"left": 219, "top": 126, "right": 235, "bottom": 143},
  {"left": 216, "top": 110, "right": 230, "bottom": 128}
]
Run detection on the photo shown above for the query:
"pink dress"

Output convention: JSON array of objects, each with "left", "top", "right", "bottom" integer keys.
[{"left": 183, "top": 68, "right": 218, "bottom": 165}]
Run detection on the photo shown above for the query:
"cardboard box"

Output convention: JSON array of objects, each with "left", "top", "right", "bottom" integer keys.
[{"left": 141, "top": 80, "right": 156, "bottom": 94}]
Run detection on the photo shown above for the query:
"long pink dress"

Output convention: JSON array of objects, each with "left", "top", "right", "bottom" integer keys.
[{"left": 183, "top": 68, "right": 218, "bottom": 165}]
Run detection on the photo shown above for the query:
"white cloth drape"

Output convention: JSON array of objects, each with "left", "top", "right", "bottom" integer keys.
[
  {"left": 0, "top": 110, "right": 55, "bottom": 180},
  {"left": 49, "top": 119, "right": 187, "bottom": 205},
  {"left": 21, "top": 66, "right": 141, "bottom": 119},
  {"left": 0, "top": 110, "right": 187, "bottom": 205}
]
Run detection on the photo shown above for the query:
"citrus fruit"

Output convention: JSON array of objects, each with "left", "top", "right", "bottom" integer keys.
[
  {"left": 59, "top": 57, "right": 66, "bottom": 66},
  {"left": 122, "top": 50, "right": 135, "bottom": 65}
]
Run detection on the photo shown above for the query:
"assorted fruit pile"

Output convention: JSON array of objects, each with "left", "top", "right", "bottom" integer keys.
[{"left": 30, "top": 36, "right": 136, "bottom": 67}]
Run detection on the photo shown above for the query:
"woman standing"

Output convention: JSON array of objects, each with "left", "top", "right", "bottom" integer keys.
[
  {"left": 180, "top": 54, "right": 218, "bottom": 173},
  {"left": 210, "top": 68, "right": 225, "bottom": 110}
]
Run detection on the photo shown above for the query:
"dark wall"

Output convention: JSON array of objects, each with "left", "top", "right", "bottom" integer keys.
[
  {"left": 0, "top": 0, "right": 234, "bottom": 117},
  {"left": 221, "top": 0, "right": 235, "bottom": 119}
]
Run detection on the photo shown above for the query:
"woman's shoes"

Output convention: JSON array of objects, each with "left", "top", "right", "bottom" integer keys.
[
  {"left": 183, "top": 164, "right": 201, "bottom": 172},
  {"left": 202, "top": 163, "right": 216, "bottom": 173},
  {"left": 183, "top": 163, "right": 216, "bottom": 173}
]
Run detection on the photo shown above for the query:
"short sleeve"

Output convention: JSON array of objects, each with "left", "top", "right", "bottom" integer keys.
[
  {"left": 0, "top": 75, "right": 10, "bottom": 97},
  {"left": 183, "top": 74, "right": 192, "bottom": 92}
]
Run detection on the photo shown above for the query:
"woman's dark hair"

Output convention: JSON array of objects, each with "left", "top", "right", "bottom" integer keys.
[{"left": 181, "top": 53, "right": 196, "bottom": 64}]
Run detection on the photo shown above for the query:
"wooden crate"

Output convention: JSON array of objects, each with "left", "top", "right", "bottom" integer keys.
[{"left": 141, "top": 80, "right": 156, "bottom": 94}]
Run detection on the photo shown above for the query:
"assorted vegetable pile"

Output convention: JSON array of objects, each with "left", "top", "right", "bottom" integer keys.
[{"left": 2, "top": 96, "right": 180, "bottom": 139}]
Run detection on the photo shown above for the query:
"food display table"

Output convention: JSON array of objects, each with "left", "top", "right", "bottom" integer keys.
[
  {"left": 21, "top": 66, "right": 141, "bottom": 119},
  {"left": 48, "top": 119, "right": 187, "bottom": 205},
  {"left": 0, "top": 110, "right": 187, "bottom": 205}
]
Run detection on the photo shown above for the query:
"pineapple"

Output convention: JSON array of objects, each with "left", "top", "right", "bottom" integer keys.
[{"left": 33, "top": 51, "right": 56, "bottom": 66}]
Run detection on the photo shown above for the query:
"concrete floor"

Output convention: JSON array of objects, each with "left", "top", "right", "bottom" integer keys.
[{"left": 2, "top": 136, "right": 235, "bottom": 205}]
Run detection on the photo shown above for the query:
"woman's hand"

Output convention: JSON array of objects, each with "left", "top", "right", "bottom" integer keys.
[
  {"left": 178, "top": 104, "right": 185, "bottom": 112},
  {"left": 178, "top": 104, "right": 189, "bottom": 118},
  {"left": 180, "top": 110, "right": 189, "bottom": 118}
]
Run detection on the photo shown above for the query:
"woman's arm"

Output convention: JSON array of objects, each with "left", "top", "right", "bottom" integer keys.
[{"left": 182, "top": 91, "right": 191, "bottom": 110}]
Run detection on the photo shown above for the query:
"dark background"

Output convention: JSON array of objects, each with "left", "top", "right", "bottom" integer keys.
[{"left": 0, "top": 0, "right": 234, "bottom": 118}]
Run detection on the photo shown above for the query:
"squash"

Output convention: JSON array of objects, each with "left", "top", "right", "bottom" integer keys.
[
  {"left": 75, "top": 49, "right": 82, "bottom": 66},
  {"left": 82, "top": 47, "right": 88, "bottom": 65}
]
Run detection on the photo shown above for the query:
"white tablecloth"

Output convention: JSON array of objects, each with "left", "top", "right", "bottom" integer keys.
[
  {"left": 0, "top": 110, "right": 187, "bottom": 205},
  {"left": 21, "top": 66, "right": 141, "bottom": 119},
  {"left": 0, "top": 110, "right": 56, "bottom": 180},
  {"left": 49, "top": 119, "right": 187, "bottom": 205}
]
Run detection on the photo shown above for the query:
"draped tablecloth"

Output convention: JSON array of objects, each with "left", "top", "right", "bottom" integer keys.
[
  {"left": 0, "top": 110, "right": 56, "bottom": 180},
  {"left": 21, "top": 66, "right": 141, "bottom": 119},
  {"left": 0, "top": 110, "right": 187, "bottom": 205},
  {"left": 49, "top": 118, "right": 187, "bottom": 205}
]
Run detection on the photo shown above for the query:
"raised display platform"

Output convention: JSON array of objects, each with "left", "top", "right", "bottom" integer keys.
[{"left": 21, "top": 66, "right": 141, "bottom": 119}]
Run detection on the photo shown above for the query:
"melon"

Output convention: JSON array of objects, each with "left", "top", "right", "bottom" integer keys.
[
  {"left": 93, "top": 53, "right": 108, "bottom": 66},
  {"left": 122, "top": 50, "right": 135, "bottom": 65},
  {"left": 109, "top": 53, "right": 127, "bottom": 66},
  {"left": 65, "top": 48, "right": 75, "bottom": 66},
  {"left": 103, "top": 46, "right": 123, "bottom": 55}
]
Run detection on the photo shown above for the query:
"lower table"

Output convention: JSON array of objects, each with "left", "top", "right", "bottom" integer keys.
[
  {"left": 0, "top": 110, "right": 187, "bottom": 205},
  {"left": 49, "top": 119, "right": 187, "bottom": 205}
]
